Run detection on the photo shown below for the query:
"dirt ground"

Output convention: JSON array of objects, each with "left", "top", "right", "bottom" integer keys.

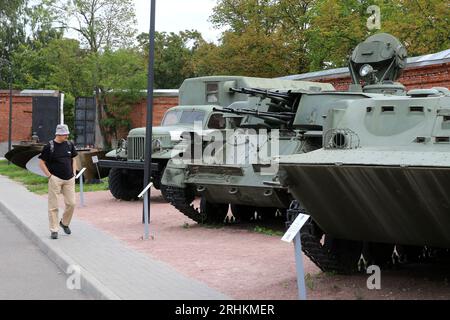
[{"left": 63, "top": 190, "right": 450, "bottom": 300}]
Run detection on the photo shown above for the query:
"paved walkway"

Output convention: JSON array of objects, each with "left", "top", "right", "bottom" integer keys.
[
  {"left": 0, "top": 211, "right": 89, "bottom": 300},
  {"left": 0, "top": 175, "right": 229, "bottom": 300}
]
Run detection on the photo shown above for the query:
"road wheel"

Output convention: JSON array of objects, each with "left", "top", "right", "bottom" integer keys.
[
  {"left": 324, "top": 236, "right": 363, "bottom": 274},
  {"left": 108, "top": 168, "right": 143, "bottom": 201},
  {"left": 200, "top": 197, "right": 229, "bottom": 224},
  {"left": 362, "top": 242, "right": 394, "bottom": 267},
  {"left": 256, "top": 207, "right": 280, "bottom": 221},
  {"left": 231, "top": 204, "right": 256, "bottom": 222},
  {"left": 396, "top": 245, "right": 424, "bottom": 263}
]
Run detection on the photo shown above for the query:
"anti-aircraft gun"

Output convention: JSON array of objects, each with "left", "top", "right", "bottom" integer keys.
[
  {"left": 160, "top": 80, "right": 335, "bottom": 224},
  {"left": 278, "top": 33, "right": 450, "bottom": 274},
  {"left": 213, "top": 87, "right": 305, "bottom": 129}
]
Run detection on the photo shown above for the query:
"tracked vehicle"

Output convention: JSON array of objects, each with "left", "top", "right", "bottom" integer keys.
[
  {"left": 160, "top": 79, "right": 338, "bottom": 224},
  {"left": 278, "top": 33, "right": 450, "bottom": 273}
]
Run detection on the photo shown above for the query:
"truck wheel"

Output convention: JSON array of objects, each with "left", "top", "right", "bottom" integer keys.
[{"left": 108, "top": 168, "right": 143, "bottom": 201}]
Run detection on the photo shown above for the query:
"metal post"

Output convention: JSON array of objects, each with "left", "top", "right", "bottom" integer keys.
[
  {"left": 95, "top": 163, "right": 101, "bottom": 181},
  {"left": 79, "top": 173, "right": 84, "bottom": 207},
  {"left": 142, "top": 0, "right": 156, "bottom": 224},
  {"left": 76, "top": 168, "right": 87, "bottom": 207},
  {"left": 1, "top": 59, "right": 13, "bottom": 164},
  {"left": 294, "top": 232, "right": 307, "bottom": 300},
  {"left": 60, "top": 92, "right": 65, "bottom": 124},
  {"left": 282, "top": 202, "right": 310, "bottom": 300},
  {"left": 143, "top": 189, "right": 150, "bottom": 239},
  {"left": 139, "top": 182, "right": 153, "bottom": 240}
]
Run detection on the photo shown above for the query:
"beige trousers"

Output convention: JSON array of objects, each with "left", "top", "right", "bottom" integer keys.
[{"left": 48, "top": 175, "right": 76, "bottom": 232}]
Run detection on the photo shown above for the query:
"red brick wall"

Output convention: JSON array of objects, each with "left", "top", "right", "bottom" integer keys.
[
  {"left": 310, "top": 62, "right": 450, "bottom": 91},
  {"left": 0, "top": 92, "right": 33, "bottom": 143},
  {"left": 129, "top": 96, "right": 179, "bottom": 128},
  {"left": 115, "top": 95, "right": 179, "bottom": 139}
]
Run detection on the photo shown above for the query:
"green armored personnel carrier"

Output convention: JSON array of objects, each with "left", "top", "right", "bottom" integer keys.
[
  {"left": 100, "top": 76, "right": 318, "bottom": 200},
  {"left": 278, "top": 33, "right": 450, "bottom": 273},
  {"left": 161, "top": 79, "right": 335, "bottom": 224}
]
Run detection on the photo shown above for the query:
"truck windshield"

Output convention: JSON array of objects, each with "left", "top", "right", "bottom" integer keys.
[{"left": 162, "top": 110, "right": 205, "bottom": 126}]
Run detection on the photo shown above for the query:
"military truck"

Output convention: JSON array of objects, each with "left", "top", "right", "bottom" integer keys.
[
  {"left": 99, "top": 75, "right": 319, "bottom": 200},
  {"left": 160, "top": 79, "right": 335, "bottom": 224},
  {"left": 278, "top": 33, "right": 450, "bottom": 274}
]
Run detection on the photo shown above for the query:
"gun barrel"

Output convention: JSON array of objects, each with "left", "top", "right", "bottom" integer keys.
[
  {"left": 230, "top": 87, "right": 292, "bottom": 100},
  {"left": 213, "top": 107, "right": 295, "bottom": 122}
]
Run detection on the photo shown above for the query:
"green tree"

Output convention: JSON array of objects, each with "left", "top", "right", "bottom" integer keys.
[
  {"left": 138, "top": 30, "right": 204, "bottom": 89},
  {"left": 44, "top": 0, "right": 138, "bottom": 148},
  {"left": 46, "top": 0, "right": 137, "bottom": 52},
  {"left": 1, "top": 0, "right": 63, "bottom": 87},
  {"left": 12, "top": 37, "right": 92, "bottom": 132},
  {"left": 0, "top": 0, "right": 27, "bottom": 87},
  {"left": 192, "top": 27, "right": 297, "bottom": 77},
  {"left": 201, "top": 0, "right": 316, "bottom": 77},
  {"left": 305, "top": 0, "right": 369, "bottom": 70},
  {"left": 380, "top": 0, "right": 449, "bottom": 57},
  {"left": 85, "top": 48, "right": 147, "bottom": 145},
  {"left": 209, "top": 0, "right": 449, "bottom": 75}
]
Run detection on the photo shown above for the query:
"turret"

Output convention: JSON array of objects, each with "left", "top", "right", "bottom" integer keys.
[{"left": 348, "top": 33, "right": 407, "bottom": 94}]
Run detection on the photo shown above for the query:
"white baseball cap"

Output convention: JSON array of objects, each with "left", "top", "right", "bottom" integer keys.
[{"left": 55, "top": 124, "right": 70, "bottom": 135}]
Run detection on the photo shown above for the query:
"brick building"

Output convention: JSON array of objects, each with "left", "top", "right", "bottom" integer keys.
[
  {"left": 0, "top": 91, "right": 33, "bottom": 156},
  {"left": 129, "top": 89, "right": 179, "bottom": 128},
  {"left": 0, "top": 90, "right": 62, "bottom": 157}
]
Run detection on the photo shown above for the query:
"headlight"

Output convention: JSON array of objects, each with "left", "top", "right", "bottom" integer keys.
[
  {"left": 152, "top": 138, "right": 162, "bottom": 152},
  {"left": 359, "top": 64, "right": 374, "bottom": 77}
]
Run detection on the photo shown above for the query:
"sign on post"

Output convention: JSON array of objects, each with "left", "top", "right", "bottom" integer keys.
[
  {"left": 76, "top": 168, "right": 87, "bottom": 207},
  {"left": 281, "top": 212, "right": 310, "bottom": 300},
  {"left": 91, "top": 156, "right": 102, "bottom": 181},
  {"left": 139, "top": 182, "right": 153, "bottom": 240},
  {"left": 281, "top": 213, "right": 310, "bottom": 243}
]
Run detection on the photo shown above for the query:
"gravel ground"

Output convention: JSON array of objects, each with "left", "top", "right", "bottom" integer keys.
[{"left": 58, "top": 190, "right": 450, "bottom": 300}]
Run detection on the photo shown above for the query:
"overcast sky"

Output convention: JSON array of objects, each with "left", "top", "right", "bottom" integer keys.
[{"left": 134, "top": 0, "right": 224, "bottom": 42}]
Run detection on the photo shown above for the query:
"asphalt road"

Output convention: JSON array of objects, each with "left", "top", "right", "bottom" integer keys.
[{"left": 0, "top": 211, "right": 89, "bottom": 300}]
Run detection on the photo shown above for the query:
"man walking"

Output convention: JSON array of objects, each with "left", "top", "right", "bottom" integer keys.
[{"left": 39, "top": 124, "right": 78, "bottom": 239}]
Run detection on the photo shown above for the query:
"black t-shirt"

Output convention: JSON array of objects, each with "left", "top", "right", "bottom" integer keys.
[{"left": 39, "top": 140, "right": 78, "bottom": 180}]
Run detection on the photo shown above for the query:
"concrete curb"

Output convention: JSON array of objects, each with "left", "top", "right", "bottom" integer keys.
[{"left": 0, "top": 200, "right": 120, "bottom": 300}]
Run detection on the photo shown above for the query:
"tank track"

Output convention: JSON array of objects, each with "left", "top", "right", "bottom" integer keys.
[
  {"left": 288, "top": 202, "right": 360, "bottom": 274},
  {"left": 160, "top": 185, "right": 207, "bottom": 223},
  {"left": 300, "top": 219, "right": 356, "bottom": 274}
]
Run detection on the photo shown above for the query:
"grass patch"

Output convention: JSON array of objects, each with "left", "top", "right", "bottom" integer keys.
[
  {"left": 305, "top": 273, "right": 315, "bottom": 290},
  {"left": 0, "top": 160, "right": 109, "bottom": 195},
  {"left": 253, "top": 225, "right": 284, "bottom": 237},
  {"left": 76, "top": 180, "right": 109, "bottom": 193}
]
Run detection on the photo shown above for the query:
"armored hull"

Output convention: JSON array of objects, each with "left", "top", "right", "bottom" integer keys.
[{"left": 280, "top": 148, "right": 450, "bottom": 248}]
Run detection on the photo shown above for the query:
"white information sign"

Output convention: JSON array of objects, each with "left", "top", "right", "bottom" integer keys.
[
  {"left": 281, "top": 213, "right": 310, "bottom": 243},
  {"left": 92, "top": 156, "right": 99, "bottom": 164}
]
